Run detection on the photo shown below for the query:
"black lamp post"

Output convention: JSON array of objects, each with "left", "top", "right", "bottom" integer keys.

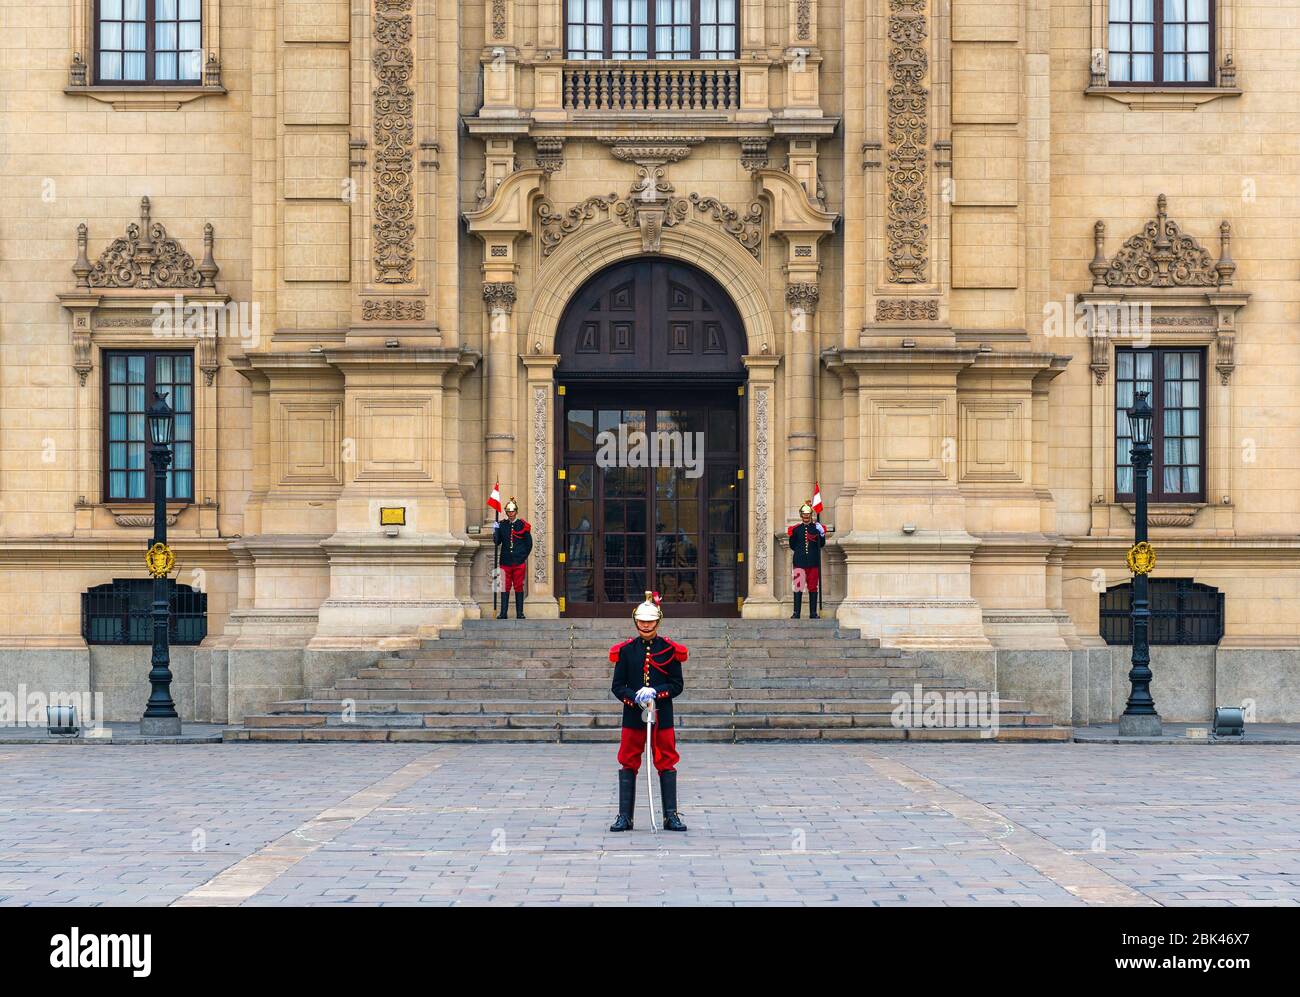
[
  {"left": 1119, "top": 389, "right": 1161, "bottom": 737},
  {"left": 141, "top": 391, "right": 181, "bottom": 736}
]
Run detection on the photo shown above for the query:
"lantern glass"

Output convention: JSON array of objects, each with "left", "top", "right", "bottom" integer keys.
[
  {"left": 1127, "top": 390, "right": 1153, "bottom": 447},
  {"left": 147, "top": 391, "right": 175, "bottom": 447}
]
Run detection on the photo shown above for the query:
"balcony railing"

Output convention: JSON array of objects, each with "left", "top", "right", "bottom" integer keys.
[{"left": 563, "top": 61, "right": 740, "bottom": 113}]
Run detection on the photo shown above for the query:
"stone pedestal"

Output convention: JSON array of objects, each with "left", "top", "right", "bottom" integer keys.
[{"left": 1118, "top": 712, "right": 1163, "bottom": 737}]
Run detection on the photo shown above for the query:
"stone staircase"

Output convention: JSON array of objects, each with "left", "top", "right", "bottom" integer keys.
[{"left": 223, "top": 619, "right": 1070, "bottom": 743}]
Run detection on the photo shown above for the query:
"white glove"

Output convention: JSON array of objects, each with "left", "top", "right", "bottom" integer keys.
[
  {"left": 814, "top": 522, "right": 826, "bottom": 536},
  {"left": 635, "top": 686, "right": 656, "bottom": 705}
]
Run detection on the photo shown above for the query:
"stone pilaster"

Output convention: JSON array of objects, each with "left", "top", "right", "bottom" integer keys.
[{"left": 521, "top": 352, "right": 561, "bottom": 618}]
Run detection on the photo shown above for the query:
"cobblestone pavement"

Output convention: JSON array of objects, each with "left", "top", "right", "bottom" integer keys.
[{"left": 1, "top": 743, "right": 1297, "bottom": 906}]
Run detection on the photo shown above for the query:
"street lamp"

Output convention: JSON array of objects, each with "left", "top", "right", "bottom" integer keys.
[
  {"left": 141, "top": 391, "right": 181, "bottom": 736},
  {"left": 1120, "top": 389, "right": 1160, "bottom": 737}
]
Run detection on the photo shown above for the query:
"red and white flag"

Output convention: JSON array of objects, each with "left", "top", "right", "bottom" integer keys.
[
  {"left": 811, "top": 482, "right": 824, "bottom": 514},
  {"left": 487, "top": 480, "right": 502, "bottom": 512}
]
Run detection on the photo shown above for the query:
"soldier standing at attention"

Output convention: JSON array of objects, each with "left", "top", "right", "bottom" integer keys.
[
  {"left": 788, "top": 499, "right": 827, "bottom": 619},
  {"left": 608, "top": 592, "right": 688, "bottom": 833},
  {"left": 493, "top": 497, "right": 532, "bottom": 620}
]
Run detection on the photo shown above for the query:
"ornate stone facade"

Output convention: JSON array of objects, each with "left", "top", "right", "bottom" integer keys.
[{"left": 1, "top": 0, "right": 1298, "bottom": 728}]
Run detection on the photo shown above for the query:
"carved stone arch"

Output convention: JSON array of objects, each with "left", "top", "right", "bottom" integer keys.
[{"left": 525, "top": 221, "right": 778, "bottom": 359}]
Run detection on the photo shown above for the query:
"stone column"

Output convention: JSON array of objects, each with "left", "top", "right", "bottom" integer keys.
[
  {"left": 521, "top": 352, "right": 561, "bottom": 618},
  {"left": 785, "top": 281, "right": 820, "bottom": 515},
  {"left": 742, "top": 355, "right": 781, "bottom": 617},
  {"left": 483, "top": 280, "right": 518, "bottom": 492}
]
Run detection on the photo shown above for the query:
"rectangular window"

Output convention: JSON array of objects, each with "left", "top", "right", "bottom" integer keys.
[
  {"left": 1115, "top": 348, "right": 1204, "bottom": 503},
  {"left": 565, "top": 0, "right": 738, "bottom": 59},
  {"left": 1108, "top": 0, "right": 1212, "bottom": 85},
  {"left": 96, "top": 0, "right": 202, "bottom": 84},
  {"left": 104, "top": 351, "right": 195, "bottom": 502}
]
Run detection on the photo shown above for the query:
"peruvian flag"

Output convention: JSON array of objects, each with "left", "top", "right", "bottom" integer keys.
[
  {"left": 487, "top": 480, "right": 502, "bottom": 513},
  {"left": 811, "top": 482, "right": 824, "bottom": 514}
]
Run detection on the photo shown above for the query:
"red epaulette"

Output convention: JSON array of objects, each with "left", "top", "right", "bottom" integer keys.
[
  {"left": 661, "top": 637, "right": 688, "bottom": 663},
  {"left": 513, "top": 520, "right": 531, "bottom": 535},
  {"left": 609, "top": 637, "right": 635, "bottom": 664},
  {"left": 787, "top": 524, "right": 796, "bottom": 537}
]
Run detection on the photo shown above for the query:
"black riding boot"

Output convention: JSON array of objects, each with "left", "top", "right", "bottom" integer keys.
[
  {"left": 610, "top": 769, "right": 636, "bottom": 832},
  {"left": 791, "top": 591, "right": 802, "bottom": 619},
  {"left": 515, "top": 591, "right": 526, "bottom": 619},
  {"left": 660, "top": 770, "right": 687, "bottom": 831},
  {"left": 809, "top": 591, "right": 820, "bottom": 619},
  {"left": 496, "top": 593, "right": 508, "bottom": 619}
]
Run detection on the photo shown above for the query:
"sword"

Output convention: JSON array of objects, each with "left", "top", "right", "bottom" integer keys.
[{"left": 642, "top": 699, "right": 658, "bottom": 834}]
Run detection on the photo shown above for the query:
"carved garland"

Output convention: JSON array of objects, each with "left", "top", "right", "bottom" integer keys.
[
  {"left": 796, "top": 1, "right": 812, "bottom": 40},
  {"left": 885, "top": 0, "right": 929, "bottom": 284},
  {"left": 1093, "top": 194, "right": 1224, "bottom": 289},
  {"left": 753, "top": 386, "right": 771, "bottom": 586},
  {"left": 688, "top": 193, "right": 764, "bottom": 260},
  {"left": 362, "top": 299, "right": 425, "bottom": 321},
  {"left": 491, "top": 0, "right": 506, "bottom": 39},
  {"left": 875, "top": 298, "right": 938, "bottom": 321},
  {"left": 372, "top": 0, "right": 416, "bottom": 284},
  {"left": 532, "top": 385, "right": 549, "bottom": 586}
]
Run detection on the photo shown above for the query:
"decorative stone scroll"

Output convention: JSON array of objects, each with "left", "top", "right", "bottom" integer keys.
[
  {"left": 532, "top": 385, "right": 549, "bottom": 586},
  {"left": 1091, "top": 195, "right": 1229, "bottom": 290},
  {"left": 538, "top": 194, "right": 617, "bottom": 257},
  {"left": 688, "top": 194, "right": 764, "bottom": 260},
  {"left": 753, "top": 386, "right": 771, "bottom": 586},
  {"left": 885, "top": 0, "right": 929, "bottom": 284},
  {"left": 875, "top": 297, "right": 938, "bottom": 321},
  {"left": 373, "top": 0, "right": 417, "bottom": 284},
  {"left": 75, "top": 198, "right": 217, "bottom": 290},
  {"left": 362, "top": 298, "right": 425, "bottom": 321}
]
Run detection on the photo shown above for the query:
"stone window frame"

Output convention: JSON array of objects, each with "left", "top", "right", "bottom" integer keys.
[
  {"left": 1084, "top": 0, "right": 1240, "bottom": 110},
  {"left": 64, "top": 0, "right": 226, "bottom": 110}
]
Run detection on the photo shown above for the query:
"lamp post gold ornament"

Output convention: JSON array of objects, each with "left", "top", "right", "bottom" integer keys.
[
  {"left": 1125, "top": 541, "right": 1155, "bottom": 576},
  {"left": 145, "top": 542, "right": 175, "bottom": 579}
]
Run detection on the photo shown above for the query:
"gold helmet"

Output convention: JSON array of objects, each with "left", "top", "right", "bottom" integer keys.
[
  {"left": 504, "top": 497, "right": 518, "bottom": 514},
  {"left": 633, "top": 590, "right": 663, "bottom": 623},
  {"left": 799, "top": 501, "right": 814, "bottom": 517}
]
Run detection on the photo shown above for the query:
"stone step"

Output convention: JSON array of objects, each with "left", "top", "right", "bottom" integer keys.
[
  {"left": 268, "top": 697, "right": 1034, "bottom": 716},
  {"left": 324, "top": 683, "right": 978, "bottom": 700},
  {"left": 362, "top": 662, "right": 939, "bottom": 678},
  {"left": 224, "top": 724, "right": 1071, "bottom": 744}
]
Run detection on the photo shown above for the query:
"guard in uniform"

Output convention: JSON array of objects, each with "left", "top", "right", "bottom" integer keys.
[
  {"left": 788, "top": 500, "right": 827, "bottom": 619},
  {"left": 493, "top": 498, "right": 532, "bottom": 620},
  {"left": 608, "top": 592, "right": 688, "bottom": 833}
]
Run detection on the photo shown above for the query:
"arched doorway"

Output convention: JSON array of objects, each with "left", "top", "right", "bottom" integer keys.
[{"left": 556, "top": 257, "right": 747, "bottom": 617}]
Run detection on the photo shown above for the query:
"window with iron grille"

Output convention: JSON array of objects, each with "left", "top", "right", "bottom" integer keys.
[
  {"left": 565, "top": 0, "right": 738, "bottom": 60},
  {"left": 82, "top": 579, "right": 208, "bottom": 645},
  {"left": 1107, "top": 0, "right": 1213, "bottom": 85},
  {"left": 103, "top": 350, "right": 195, "bottom": 502},
  {"left": 1115, "top": 347, "right": 1205, "bottom": 502},
  {"left": 96, "top": 0, "right": 203, "bottom": 85},
  {"left": 1099, "top": 578, "right": 1224, "bottom": 645}
]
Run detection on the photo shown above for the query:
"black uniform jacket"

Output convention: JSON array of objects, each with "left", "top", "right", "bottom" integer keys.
[
  {"left": 609, "top": 634, "right": 687, "bottom": 730},
  {"left": 494, "top": 517, "right": 533, "bottom": 566},
  {"left": 787, "top": 521, "right": 827, "bottom": 569}
]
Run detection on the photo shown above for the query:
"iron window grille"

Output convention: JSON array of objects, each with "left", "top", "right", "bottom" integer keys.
[
  {"left": 1099, "top": 578, "right": 1224, "bottom": 645},
  {"left": 82, "top": 578, "right": 208, "bottom": 645}
]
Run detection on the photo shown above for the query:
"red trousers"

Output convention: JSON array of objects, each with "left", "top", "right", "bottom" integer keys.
[
  {"left": 792, "top": 567, "right": 820, "bottom": 593},
  {"left": 498, "top": 562, "right": 527, "bottom": 592},
  {"left": 617, "top": 725, "right": 679, "bottom": 773}
]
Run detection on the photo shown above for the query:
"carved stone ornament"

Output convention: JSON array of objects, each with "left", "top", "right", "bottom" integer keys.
[
  {"left": 753, "top": 386, "right": 771, "bottom": 586},
  {"left": 373, "top": 0, "right": 417, "bottom": 284},
  {"left": 739, "top": 137, "right": 770, "bottom": 174},
  {"left": 482, "top": 282, "right": 518, "bottom": 315},
  {"left": 886, "top": 0, "right": 930, "bottom": 285},
  {"left": 785, "top": 283, "right": 820, "bottom": 315},
  {"left": 362, "top": 298, "right": 426, "bottom": 321},
  {"left": 599, "top": 137, "right": 700, "bottom": 254},
  {"left": 491, "top": 0, "right": 507, "bottom": 39},
  {"left": 875, "top": 297, "right": 938, "bottom": 321},
  {"left": 538, "top": 194, "right": 617, "bottom": 257},
  {"left": 77, "top": 198, "right": 218, "bottom": 290},
  {"left": 688, "top": 193, "right": 764, "bottom": 259},
  {"left": 532, "top": 386, "right": 549, "bottom": 586},
  {"left": 534, "top": 136, "right": 565, "bottom": 174},
  {"left": 1098, "top": 195, "right": 1225, "bottom": 289},
  {"left": 796, "top": 0, "right": 812, "bottom": 40}
]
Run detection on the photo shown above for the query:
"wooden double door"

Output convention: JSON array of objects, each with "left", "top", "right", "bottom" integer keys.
[{"left": 559, "top": 388, "right": 745, "bottom": 617}]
